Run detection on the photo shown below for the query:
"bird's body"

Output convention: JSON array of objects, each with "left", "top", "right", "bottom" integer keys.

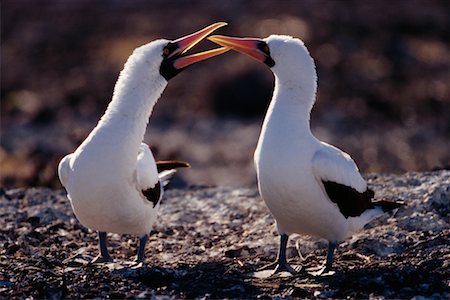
[
  {"left": 252, "top": 36, "right": 382, "bottom": 241},
  {"left": 209, "top": 34, "right": 402, "bottom": 275},
  {"left": 59, "top": 41, "right": 168, "bottom": 235},
  {"left": 254, "top": 72, "right": 380, "bottom": 241},
  {"left": 58, "top": 23, "right": 228, "bottom": 262},
  {"left": 256, "top": 128, "right": 381, "bottom": 241}
]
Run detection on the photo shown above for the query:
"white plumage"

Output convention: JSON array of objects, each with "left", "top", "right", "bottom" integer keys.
[
  {"left": 58, "top": 23, "right": 228, "bottom": 262},
  {"left": 235, "top": 35, "right": 381, "bottom": 239},
  {"left": 209, "top": 34, "right": 402, "bottom": 275},
  {"left": 59, "top": 41, "right": 168, "bottom": 236},
  {"left": 312, "top": 144, "right": 367, "bottom": 194}
]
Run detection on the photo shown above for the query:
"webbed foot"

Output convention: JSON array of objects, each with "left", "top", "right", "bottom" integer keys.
[{"left": 91, "top": 254, "right": 113, "bottom": 264}]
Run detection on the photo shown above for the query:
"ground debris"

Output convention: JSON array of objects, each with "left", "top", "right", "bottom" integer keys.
[{"left": 1, "top": 171, "right": 449, "bottom": 298}]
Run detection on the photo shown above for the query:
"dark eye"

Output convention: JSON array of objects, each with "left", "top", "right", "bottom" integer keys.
[
  {"left": 257, "top": 42, "right": 270, "bottom": 55},
  {"left": 163, "top": 47, "right": 170, "bottom": 56}
]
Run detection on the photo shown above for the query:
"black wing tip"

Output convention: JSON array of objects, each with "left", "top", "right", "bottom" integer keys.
[
  {"left": 156, "top": 160, "right": 191, "bottom": 172},
  {"left": 142, "top": 182, "right": 161, "bottom": 208},
  {"left": 322, "top": 180, "right": 376, "bottom": 218},
  {"left": 373, "top": 200, "right": 405, "bottom": 212}
]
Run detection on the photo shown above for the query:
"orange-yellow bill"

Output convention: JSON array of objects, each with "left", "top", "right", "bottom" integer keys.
[
  {"left": 170, "top": 22, "right": 231, "bottom": 69},
  {"left": 174, "top": 46, "right": 230, "bottom": 69},
  {"left": 208, "top": 35, "right": 267, "bottom": 63}
]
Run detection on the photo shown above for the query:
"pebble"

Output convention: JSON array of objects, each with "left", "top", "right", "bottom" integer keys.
[{"left": 1, "top": 171, "right": 449, "bottom": 298}]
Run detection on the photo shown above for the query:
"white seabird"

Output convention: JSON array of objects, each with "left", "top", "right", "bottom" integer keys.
[
  {"left": 58, "top": 22, "right": 229, "bottom": 263},
  {"left": 209, "top": 34, "right": 403, "bottom": 275}
]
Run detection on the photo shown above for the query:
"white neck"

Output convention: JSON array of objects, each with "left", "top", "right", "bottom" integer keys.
[
  {"left": 263, "top": 74, "right": 316, "bottom": 136},
  {"left": 100, "top": 67, "right": 167, "bottom": 139},
  {"left": 80, "top": 59, "right": 168, "bottom": 165}
]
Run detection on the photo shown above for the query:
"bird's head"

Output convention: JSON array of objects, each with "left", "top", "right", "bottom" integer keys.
[
  {"left": 159, "top": 22, "right": 230, "bottom": 80},
  {"left": 128, "top": 22, "right": 230, "bottom": 83},
  {"left": 208, "top": 34, "right": 317, "bottom": 92}
]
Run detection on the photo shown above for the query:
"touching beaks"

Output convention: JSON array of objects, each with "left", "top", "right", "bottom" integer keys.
[
  {"left": 171, "top": 22, "right": 227, "bottom": 57},
  {"left": 173, "top": 46, "right": 231, "bottom": 70},
  {"left": 208, "top": 35, "right": 271, "bottom": 65},
  {"left": 171, "top": 22, "right": 231, "bottom": 70}
]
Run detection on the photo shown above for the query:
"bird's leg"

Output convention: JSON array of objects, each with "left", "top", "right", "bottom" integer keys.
[
  {"left": 91, "top": 231, "right": 113, "bottom": 263},
  {"left": 258, "top": 234, "right": 299, "bottom": 275},
  {"left": 310, "top": 240, "right": 336, "bottom": 276},
  {"left": 325, "top": 240, "right": 337, "bottom": 271},
  {"left": 136, "top": 234, "right": 148, "bottom": 262}
]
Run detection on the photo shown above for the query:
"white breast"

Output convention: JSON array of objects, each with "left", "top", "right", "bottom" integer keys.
[{"left": 254, "top": 93, "right": 352, "bottom": 241}]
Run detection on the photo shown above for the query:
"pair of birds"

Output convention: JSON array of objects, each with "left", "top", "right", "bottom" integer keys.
[{"left": 58, "top": 22, "right": 402, "bottom": 274}]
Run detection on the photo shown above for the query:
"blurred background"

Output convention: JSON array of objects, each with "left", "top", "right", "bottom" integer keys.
[{"left": 1, "top": 0, "right": 449, "bottom": 189}]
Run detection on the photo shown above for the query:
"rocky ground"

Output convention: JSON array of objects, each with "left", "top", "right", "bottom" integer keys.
[{"left": 1, "top": 171, "right": 449, "bottom": 299}]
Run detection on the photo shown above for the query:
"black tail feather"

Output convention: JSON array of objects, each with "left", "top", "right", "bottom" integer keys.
[
  {"left": 156, "top": 160, "right": 190, "bottom": 173},
  {"left": 373, "top": 200, "right": 405, "bottom": 212}
]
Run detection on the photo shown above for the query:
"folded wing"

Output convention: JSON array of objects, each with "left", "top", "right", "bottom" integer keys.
[
  {"left": 136, "top": 143, "right": 161, "bottom": 207},
  {"left": 312, "top": 142, "right": 374, "bottom": 218}
]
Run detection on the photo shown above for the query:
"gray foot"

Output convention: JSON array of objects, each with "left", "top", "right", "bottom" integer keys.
[
  {"left": 91, "top": 254, "right": 113, "bottom": 264},
  {"left": 93, "top": 231, "right": 112, "bottom": 264},
  {"left": 309, "top": 240, "right": 337, "bottom": 276},
  {"left": 308, "top": 264, "right": 335, "bottom": 276},
  {"left": 254, "top": 261, "right": 302, "bottom": 278},
  {"left": 258, "top": 260, "right": 301, "bottom": 275},
  {"left": 254, "top": 234, "right": 303, "bottom": 278}
]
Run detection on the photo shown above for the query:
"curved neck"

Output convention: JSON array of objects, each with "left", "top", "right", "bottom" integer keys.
[
  {"left": 81, "top": 67, "right": 168, "bottom": 165},
  {"left": 101, "top": 71, "right": 167, "bottom": 136},
  {"left": 267, "top": 75, "right": 316, "bottom": 133}
]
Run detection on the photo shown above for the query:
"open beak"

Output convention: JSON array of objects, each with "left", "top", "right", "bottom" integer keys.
[
  {"left": 171, "top": 22, "right": 231, "bottom": 69},
  {"left": 208, "top": 35, "right": 268, "bottom": 64}
]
